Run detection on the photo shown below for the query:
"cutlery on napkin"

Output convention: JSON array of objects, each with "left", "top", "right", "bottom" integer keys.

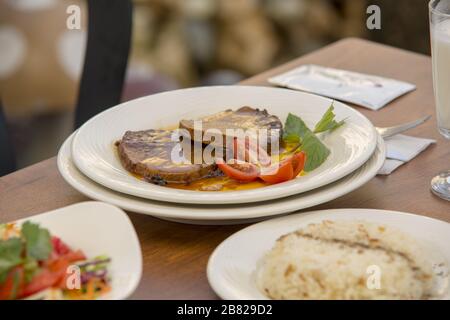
[
  {"left": 374, "top": 116, "right": 435, "bottom": 175},
  {"left": 377, "top": 134, "right": 436, "bottom": 175}
]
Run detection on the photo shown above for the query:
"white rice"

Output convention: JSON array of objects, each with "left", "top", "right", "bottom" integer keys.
[{"left": 256, "top": 220, "right": 435, "bottom": 300}]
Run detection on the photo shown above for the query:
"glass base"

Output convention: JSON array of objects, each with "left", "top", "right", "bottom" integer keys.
[
  {"left": 431, "top": 171, "right": 450, "bottom": 201},
  {"left": 438, "top": 127, "right": 450, "bottom": 139}
]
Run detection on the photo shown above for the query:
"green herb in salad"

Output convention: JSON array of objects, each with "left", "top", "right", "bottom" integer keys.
[
  {"left": 23, "top": 256, "right": 39, "bottom": 284},
  {"left": 283, "top": 103, "right": 345, "bottom": 172},
  {"left": 0, "top": 222, "right": 52, "bottom": 286},
  {"left": 22, "top": 221, "right": 52, "bottom": 261},
  {"left": 0, "top": 238, "right": 22, "bottom": 283}
]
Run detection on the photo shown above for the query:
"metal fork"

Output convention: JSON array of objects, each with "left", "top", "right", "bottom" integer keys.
[{"left": 376, "top": 115, "right": 431, "bottom": 139}]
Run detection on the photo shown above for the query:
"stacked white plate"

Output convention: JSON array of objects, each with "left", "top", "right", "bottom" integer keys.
[{"left": 57, "top": 86, "right": 385, "bottom": 225}]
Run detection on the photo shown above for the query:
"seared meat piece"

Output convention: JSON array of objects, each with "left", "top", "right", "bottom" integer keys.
[
  {"left": 117, "top": 130, "right": 217, "bottom": 184},
  {"left": 179, "top": 107, "right": 283, "bottom": 150}
]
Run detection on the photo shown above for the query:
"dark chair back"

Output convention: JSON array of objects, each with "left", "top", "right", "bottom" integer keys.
[
  {"left": 0, "top": 100, "right": 15, "bottom": 176},
  {"left": 75, "top": 0, "right": 133, "bottom": 129},
  {"left": 0, "top": 0, "right": 133, "bottom": 175}
]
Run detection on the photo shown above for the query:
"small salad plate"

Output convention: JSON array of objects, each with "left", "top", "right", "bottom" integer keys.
[
  {"left": 4, "top": 202, "right": 142, "bottom": 300},
  {"left": 207, "top": 209, "right": 450, "bottom": 300},
  {"left": 71, "top": 86, "right": 377, "bottom": 205}
]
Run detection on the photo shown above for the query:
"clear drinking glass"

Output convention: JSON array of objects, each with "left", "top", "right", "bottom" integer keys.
[{"left": 430, "top": 0, "right": 450, "bottom": 200}]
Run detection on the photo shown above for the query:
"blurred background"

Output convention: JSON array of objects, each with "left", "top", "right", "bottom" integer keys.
[{"left": 0, "top": 0, "right": 430, "bottom": 169}]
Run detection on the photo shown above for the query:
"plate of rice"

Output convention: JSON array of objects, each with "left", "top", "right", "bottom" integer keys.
[{"left": 207, "top": 209, "right": 450, "bottom": 300}]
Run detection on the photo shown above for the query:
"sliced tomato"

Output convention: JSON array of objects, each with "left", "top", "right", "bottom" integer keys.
[
  {"left": 0, "top": 267, "right": 24, "bottom": 300},
  {"left": 52, "top": 236, "right": 71, "bottom": 255},
  {"left": 63, "top": 250, "right": 86, "bottom": 263},
  {"left": 260, "top": 152, "right": 306, "bottom": 184},
  {"left": 20, "top": 258, "right": 69, "bottom": 298},
  {"left": 217, "top": 161, "right": 260, "bottom": 182},
  {"left": 260, "top": 159, "right": 294, "bottom": 184},
  {"left": 292, "top": 152, "right": 306, "bottom": 177},
  {"left": 20, "top": 269, "right": 57, "bottom": 298}
]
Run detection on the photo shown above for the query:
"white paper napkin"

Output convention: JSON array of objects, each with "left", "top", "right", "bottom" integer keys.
[
  {"left": 268, "top": 65, "right": 416, "bottom": 110},
  {"left": 377, "top": 134, "right": 436, "bottom": 175},
  {"left": 377, "top": 159, "right": 405, "bottom": 175}
]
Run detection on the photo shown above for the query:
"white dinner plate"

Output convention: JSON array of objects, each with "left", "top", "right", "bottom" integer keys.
[
  {"left": 14, "top": 202, "right": 142, "bottom": 300},
  {"left": 58, "top": 133, "right": 385, "bottom": 225},
  {"left": 207, "top": 209, "right": 450, "bottom": 300},
  {"left": 72, "top": 86, "right": 377, "bottom": 204}
]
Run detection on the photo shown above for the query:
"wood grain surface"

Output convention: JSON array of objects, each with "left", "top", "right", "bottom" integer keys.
[{"left": 1, "top": 38, "right": 449, "bottom": 299}]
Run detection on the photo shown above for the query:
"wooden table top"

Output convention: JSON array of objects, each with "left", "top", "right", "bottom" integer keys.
[{"left": 1, "top": 38, "right": 449, "bottom": 299}]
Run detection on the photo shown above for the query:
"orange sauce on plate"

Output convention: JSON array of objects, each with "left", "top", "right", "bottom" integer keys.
[
  {"left": 167, "top": 176, "right": 269, "bottom": 192},
  {"left": 130, "top": 172, "right": 269, "bottom": 191}
]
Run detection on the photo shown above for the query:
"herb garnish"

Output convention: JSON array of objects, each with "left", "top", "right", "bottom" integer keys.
[
  {"left": 313, "top": 103, "right": 346, "bottom": 134},
  {"left": 0, "top": 238, "right": 22, "bottom": 283},
  {"left": 0, "top": 222, "right": 52, "bottom": 285},
  {"left": 283, "top": 103, "right": 345, "bottom": 172},
  {"left": 22, "top": 221, "right": 52, "bottom": 260}
]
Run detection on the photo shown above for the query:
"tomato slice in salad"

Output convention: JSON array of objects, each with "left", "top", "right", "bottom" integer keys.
[
  {"left": 52, "top": 236, "right": 71, "bottom": 255},
  {"left": 63, "top": 250, "right": 87, "bottom": 263},
  {"left": 217, "top": 161, "right": 260, "bottom": 182},
  {"left": 0, "top": 267, "right": 24, "bottom": 300},
  {"left": 20, "top": 258, "right": 70, "bottom": 298}
]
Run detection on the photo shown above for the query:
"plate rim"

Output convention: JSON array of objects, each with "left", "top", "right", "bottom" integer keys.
[
  {"left": 71, "top": 85, "right": 378, "bottom": 205},
  {"left": 58, "top": 132, "right": 385, "bottom": 221},
  {"left": 207, "top": 208, "right": 450, "bottom": 300}
]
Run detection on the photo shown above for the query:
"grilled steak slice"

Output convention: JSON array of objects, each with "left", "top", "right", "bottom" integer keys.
[
  {"left": 179, "top": 107, "right": 283, "bottom": 150},
  {"left": 117, "top": 129, "right": 217, "bottom": 184}
]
